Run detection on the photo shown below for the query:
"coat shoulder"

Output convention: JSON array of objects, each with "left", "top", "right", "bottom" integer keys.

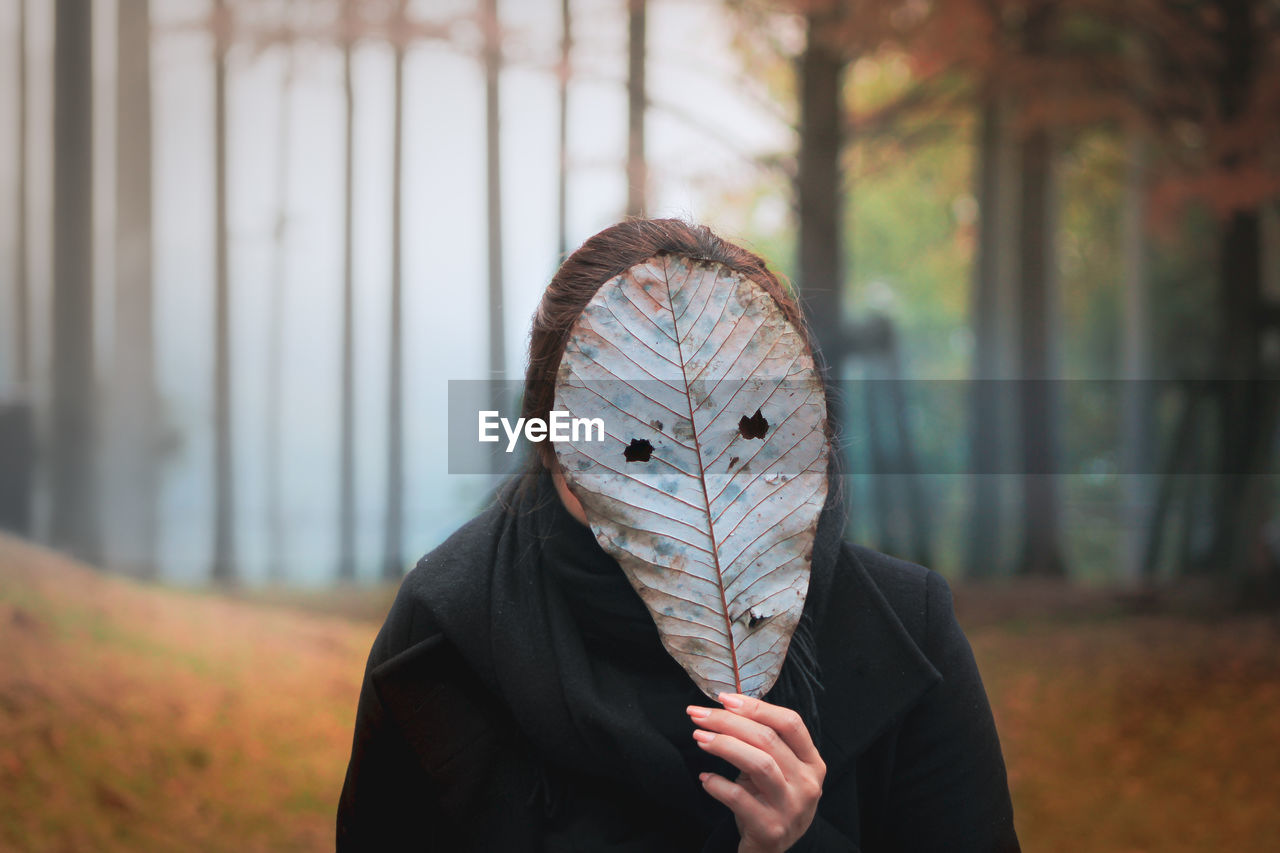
[
  {"left": 371, "top": 504, "right": 505, "bottom": 667},
  {"left": 843, "top": 542, "right": 954, "bottom": 650},
  {"left": 838, "top": 547, "right": 1021, "bottom": 852}
]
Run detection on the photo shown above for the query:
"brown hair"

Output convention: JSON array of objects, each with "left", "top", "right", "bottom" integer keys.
[{"left": 510, "top": 217, "right": 835, "bottom": 505}]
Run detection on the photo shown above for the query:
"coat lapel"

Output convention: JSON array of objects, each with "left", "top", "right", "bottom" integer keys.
[{"left": 815, "top": 544, "right": 942, "bottom": 781}]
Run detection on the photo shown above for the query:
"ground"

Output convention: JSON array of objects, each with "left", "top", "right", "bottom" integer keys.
[
  {"left": 1, "top": 534, "right": 1278, "bottom": 851},
  {"left": 0, "top": 535, "right": 377, "bottom": 852}
]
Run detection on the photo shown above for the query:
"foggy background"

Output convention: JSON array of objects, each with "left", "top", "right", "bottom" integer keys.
[{"left": 2, "top": 0, "right": 792, "bottom": 584}]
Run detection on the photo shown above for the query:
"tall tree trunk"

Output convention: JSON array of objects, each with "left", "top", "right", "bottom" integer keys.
[
  {"left": 337, "top": 1, "right": 357, "bottom": 582},
  {"left": 265, "top": 34, "right": 297, "bottom": 582},
  {"left": 966, "top": 95, "right": 1005, "bottom": 579},
  {"left": 1120, "top": 123, "right": 1152, "bottom": 586},
  {"left": 556, "top": 0, "right": 571, "bottom": 259},
  {"left": 625, "top": 0, "right": 646, "bottom": 217},
  {"left": 51, "top": 0, "right": 100, "bottom": 562},
  {"left": 1014, "top": 4, "right": 1065, "bottom": 578},
  {"left": 1211, "top": 0, "right": 1264, "bottom": 583},
  {"left": 383, "top": 0, "right": 407, "bottom": 581},
  {"left": 111, "top": 0, "right": 158, "bottom": 578},
  {"left": 796, "top": 6, "right": 846, "bottom": 406},
  {"left": 482, "top": 0, "right": 506, "bottom": 461},
  {"left": 211, "top": 0, "right": 235, "bottom": 583},
  {"left": 14, "top": 0, "right": 30, "bottom": 391}
]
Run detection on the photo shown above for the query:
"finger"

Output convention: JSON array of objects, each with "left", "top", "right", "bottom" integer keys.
[
  {"left": 686, "top": 705, "right": 805, "bottom": 779},
  {"left": 717, "top": 693, "right": 824, "bottom": 768},
  {"left": 698, "top": 771, "right": 777, "bottom": 835},
  {"left": 692, "top": 729, "right": 788, "bottom": 803}
]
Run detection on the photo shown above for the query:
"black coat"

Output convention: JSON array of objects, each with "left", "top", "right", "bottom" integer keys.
[{"left": 337, "top": 528, "right": 1020, "bottom": 852}]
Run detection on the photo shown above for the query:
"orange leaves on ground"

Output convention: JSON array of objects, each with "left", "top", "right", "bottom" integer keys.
[
  {"left": 0, "top": 535, "right": 376, "bottom": 852},
  {"left": 969, "top": 606, "right": 1280, "bottom": 853}
]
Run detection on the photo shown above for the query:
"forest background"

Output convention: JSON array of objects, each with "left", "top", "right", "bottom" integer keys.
[{"left": 2, "top": 0, "right": 1279, "bottom": 850}]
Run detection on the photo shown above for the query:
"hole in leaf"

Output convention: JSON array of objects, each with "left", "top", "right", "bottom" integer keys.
[
  {"left": 728, "top": 456, "right": 740, "bottom": 470},
  {"left": 738, "top": 409, "right": 768, "bottom": 440},
  {"left": 748, "top": 612, "right": 765, "bottom": 629},
  {"left": 624, "top": 438, "right": 654, "bottom": 463}
]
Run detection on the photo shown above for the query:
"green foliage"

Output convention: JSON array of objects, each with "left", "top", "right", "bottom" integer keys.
[
  {"left": 846, "top": 123, "right": 975, "bottom": 379},
  {"left": 1058, "top": 128, "right": 1124, "bottom": 378}
]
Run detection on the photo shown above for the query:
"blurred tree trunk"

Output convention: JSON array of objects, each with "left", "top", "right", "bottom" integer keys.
[
  {"left": 1120, "top": 122, "right": 1152, "bottom": 586},
  {"left": 110, "top": 0, "right": 158, "bottom": 578},
  {"left": 556, "top": 0, "right": 571, "bottom": 259},
  {"left": 337, "top": 1, "right": 357, "bottom": 582},
  {"left": 796, "top": 4, "right": 846, "bottom": 420},
  {"left": 212, "top": 0, "right": 235, "bottom": 583},
  {"left": 14, "top": 0, "right": 30, "bottom": 392},
  {"left": 51, "top": 0, "right": 100, "bottom": 563},
  {"left": 383, "top": 0, "right": 408, "bottom": 581},
  {"left": 482, "top": 0, "right": 506, "bottom": 470},
  {"left": 1014, "top": 2, "right": 1065, "bottom": 578},
  {"left": 966, "top": 94, "right": 1009, "bottom": 579},
  {"left": 266, "top": 35, "right": 297, "bottom": 582},
  {"left": 1210, "top": 0, "right": 1266, "bottom": 584},
  {"left": 626, "top": 0, "right": 646, "bottom": 217}
]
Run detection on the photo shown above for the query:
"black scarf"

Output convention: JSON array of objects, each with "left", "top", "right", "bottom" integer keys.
[{"left": 417, "top": 460, "right": 847, "bottom": 851}]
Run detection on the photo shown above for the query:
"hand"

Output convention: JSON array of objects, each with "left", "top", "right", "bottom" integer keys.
[{"left": 686, "top": 693, "right": 826, "bottom": 853}]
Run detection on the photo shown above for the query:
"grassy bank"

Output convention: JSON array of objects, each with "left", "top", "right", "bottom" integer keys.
[{"left": 0, "top": 535, "right": 376, "bottom": 851}]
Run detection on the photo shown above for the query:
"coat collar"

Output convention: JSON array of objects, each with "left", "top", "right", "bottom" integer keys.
[{"left": 814, "top": 543, "right": 942, "bottom": 779}]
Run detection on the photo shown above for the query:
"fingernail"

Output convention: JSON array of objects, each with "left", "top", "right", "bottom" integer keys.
[
  {"left": 699, "top": 772, "right": 710, "bottom": 783},
  {"left": 693, "top": 729, "right": 716, "bottom": 743},
  {"left": 717, "top": 692, "right": 744, "bottom": 709},
  {"left": 686, "top": 705, "right": 710, "bottom": 719}
]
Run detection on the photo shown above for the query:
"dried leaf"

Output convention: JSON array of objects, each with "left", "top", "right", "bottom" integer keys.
[{"left": 552, "top": 255, "right": 829, "bottom": 699}]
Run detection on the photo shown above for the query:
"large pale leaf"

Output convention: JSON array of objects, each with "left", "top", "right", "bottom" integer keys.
[{"left": 552, "top": 255, "right": 829, "bottom": 700}]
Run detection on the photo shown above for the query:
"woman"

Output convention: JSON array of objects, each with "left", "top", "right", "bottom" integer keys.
[{"left": 337, "top": 219, "right": 1020, "bottom": 852}]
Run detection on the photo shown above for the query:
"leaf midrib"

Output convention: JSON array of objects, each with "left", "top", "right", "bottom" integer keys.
[{"left": 661, "top": 258, "right": 744, "bottom": 694}]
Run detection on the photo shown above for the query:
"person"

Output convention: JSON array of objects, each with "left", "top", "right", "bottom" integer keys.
[{"left": 336, "top": 219, "right": 1020, "bottom": 852}]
